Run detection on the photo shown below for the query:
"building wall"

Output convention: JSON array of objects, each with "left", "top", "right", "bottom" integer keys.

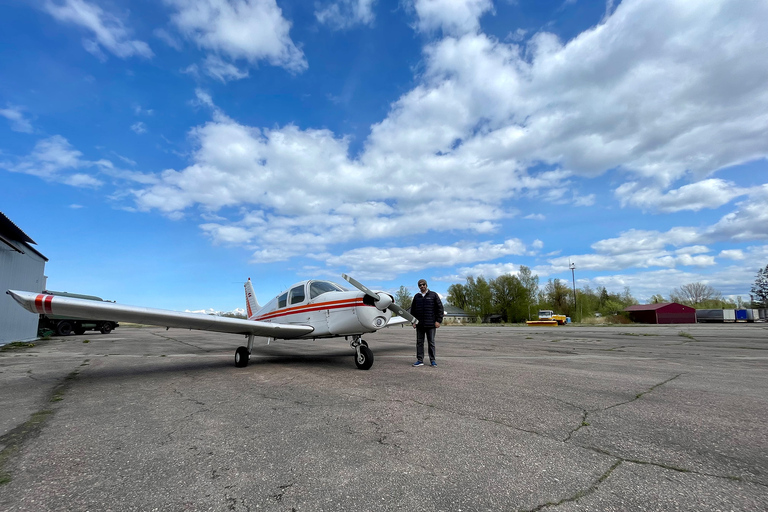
[{"left": 0, "top": 239, "right": 46, "bottom": 345}]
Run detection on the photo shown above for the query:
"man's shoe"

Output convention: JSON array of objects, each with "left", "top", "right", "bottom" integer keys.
[
  {"left": 413, "top": 361, "right": 424, "bottom": 367},
  {"left": 430, "top": 361, "right": 437, "bottom": 367}
]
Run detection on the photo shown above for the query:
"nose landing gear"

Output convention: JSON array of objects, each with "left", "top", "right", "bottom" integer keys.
[{"left": 350, "top": 335, "right": 374, "bottom": 370}]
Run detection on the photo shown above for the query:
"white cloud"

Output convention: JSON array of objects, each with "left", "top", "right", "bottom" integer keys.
[
  {"left": 165, "top": 0, "right": 307, "bottom": 73},
  {"left": 616, "top": 179, "right": 746, "bottom": 212},
  {"left": 1, "top": 135, "right": 105, "bottom": 187},
  {"left": 43, "top": 0, "right": 153, "bottom": 59},
  {"left": 203, "top": 55, "right": 250, "bottom": 82},
  {"left": 316, "top": 0, "right": 376, "bottom": 29},
  {"left": 124, "top": 0, "right": 768, "bottom": 280},
  {"left": 131, "top": 122, "right": 147, "bottom": 134},
  {"left": 324, "top": 239, "right": 527, "bottom": 279},
  {"left": 411, "top": 0, "right": 494, "bottom": 36},
  {"left": 0, "top": 106, "right": 34, "bottom": 133}
]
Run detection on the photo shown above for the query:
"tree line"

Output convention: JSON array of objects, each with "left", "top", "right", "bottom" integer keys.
[{"left": 393, "top": 262, "right": 768, "bottom": 323}]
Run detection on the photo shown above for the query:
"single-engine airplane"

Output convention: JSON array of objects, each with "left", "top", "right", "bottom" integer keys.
[{"left": 6, "top": 274, "right": 417, "bottom": 370}]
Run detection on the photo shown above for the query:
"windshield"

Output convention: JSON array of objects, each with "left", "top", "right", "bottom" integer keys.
[{"left": 309, "top": 281, "right": 346, "bottom": 299}]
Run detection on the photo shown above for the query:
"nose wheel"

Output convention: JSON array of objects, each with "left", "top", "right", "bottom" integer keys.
[{"left": 351, "top": 336, "right": 374, "bottom": 370}]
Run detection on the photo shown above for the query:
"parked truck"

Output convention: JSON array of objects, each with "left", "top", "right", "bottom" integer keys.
[
  {"left": 696, "top": 309, "right": 736, "bottom": 323},
  {"left": 38, "top": 290, "right": 119, "bottom": 336},
  {"left": 538, "top": 310, "right": 567, "bottom": 325}
]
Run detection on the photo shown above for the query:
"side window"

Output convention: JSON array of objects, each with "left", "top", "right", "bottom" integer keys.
[
  {"left": 289, "top": 285, "right": 306, "bottom": 305},
  {"left": 278, "top": 292, "right": 288, "bottom": 308}
]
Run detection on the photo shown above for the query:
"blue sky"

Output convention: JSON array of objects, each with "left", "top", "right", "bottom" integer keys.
[{"left": 1, "top": 0, "right": 767, "bottom": 313}]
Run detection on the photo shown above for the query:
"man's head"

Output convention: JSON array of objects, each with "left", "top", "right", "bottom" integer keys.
[{"left": 418, "top": 279, "right": 428, "bottom": 291}]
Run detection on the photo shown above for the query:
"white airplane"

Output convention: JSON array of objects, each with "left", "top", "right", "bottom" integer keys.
[{"left": 6, "top": 274, "right": 417, "bottom": 370}]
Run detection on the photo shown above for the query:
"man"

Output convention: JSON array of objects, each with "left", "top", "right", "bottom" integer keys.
[{"left": 410, "top": 279, "right": 444, "bottom": 367}]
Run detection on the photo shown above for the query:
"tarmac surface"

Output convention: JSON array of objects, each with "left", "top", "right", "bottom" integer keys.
[{"left": 1, "top": 323, "right": 767, "bottom": 511}]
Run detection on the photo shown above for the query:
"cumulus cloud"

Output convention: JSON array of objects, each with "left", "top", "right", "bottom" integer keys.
[
  {"left": 124, "top": 0, "right": 768, "bottom": 279},
  {"left": 43, "top": 0, "right": 153, "bottom": 59},
  {"left": 615, "top": 179, "right": 747, "bottom": 213},
  {"left": 323, "top": 239, "right": 527, "bottom": 279},
  {"left": 165, "top": 0, "right": 307, "bottom": 74},
  {"left": 316, "top": 0, "right": 376, "bottom": 29},
  {"left": 411, "top": 0, "right": 494, "bottom": 36}
]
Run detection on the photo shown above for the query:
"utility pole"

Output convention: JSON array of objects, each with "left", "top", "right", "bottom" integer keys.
[{"left": 569, "top": 261, "right": 577, "bottom": 320}]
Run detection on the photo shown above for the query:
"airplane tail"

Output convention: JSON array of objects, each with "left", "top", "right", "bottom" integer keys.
[{"left": 244, "top": 278, "right": 260, "bottom": 319}]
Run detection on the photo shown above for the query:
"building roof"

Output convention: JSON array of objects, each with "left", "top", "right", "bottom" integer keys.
[
  {"left": 444, "top": 304, "right": 472, "bottom": 317},
  {"left": 0, "top": 211, "right": 36, "bottom": 244},
  {"left": 0, "top": 211, "right": 48, "bottom": 261},
  {"left": 624, "top": 302, "right": 692, "bottom": 312}
]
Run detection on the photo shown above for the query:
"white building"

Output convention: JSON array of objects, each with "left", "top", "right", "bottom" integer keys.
[{"left": 0, "top": 212, "right": 47, "bottom": 345}]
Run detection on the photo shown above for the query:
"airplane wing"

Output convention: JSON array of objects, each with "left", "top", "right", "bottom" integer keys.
[
  {"left": 385, "top": 316, "right": 413, "bottom": 327},
  {"left": 7, "top": 290, "right": 314, "bottom": 339}
]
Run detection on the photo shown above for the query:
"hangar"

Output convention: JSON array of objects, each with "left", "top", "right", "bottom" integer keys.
[
  {"left": 0, "top": 212, "right": 47, "bottom": 345},
  {"left": 624, "top": 302, "right": 696, "bottom": 324}
]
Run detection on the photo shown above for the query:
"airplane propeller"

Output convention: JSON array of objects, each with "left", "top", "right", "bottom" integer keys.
[{"left": 342, "top": 274, "right": 419, "bottom": 326}]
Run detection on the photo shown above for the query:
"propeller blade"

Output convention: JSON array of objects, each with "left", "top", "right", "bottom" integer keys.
[
  {"left": 341, "top": 273, "right": 379, "bottom": 300},
  {"left": 388, "top": 302, "right": 418, "bottom": 325},
  {"left": 342, "top": 274, "right": 419, "bottom": 326}
]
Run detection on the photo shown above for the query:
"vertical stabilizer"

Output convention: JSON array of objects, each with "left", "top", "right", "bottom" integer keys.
[{"left": 244, "top": 278, "right": 260, "bottom": 319}]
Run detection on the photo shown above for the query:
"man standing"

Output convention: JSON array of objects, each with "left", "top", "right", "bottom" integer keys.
[{"left": 410, "top": 279, "right": 444, "bottom": 367}]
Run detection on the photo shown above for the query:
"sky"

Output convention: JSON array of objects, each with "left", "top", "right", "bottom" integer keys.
[{"left": 1, "top": 0, "right": 767, "bottom": 314}]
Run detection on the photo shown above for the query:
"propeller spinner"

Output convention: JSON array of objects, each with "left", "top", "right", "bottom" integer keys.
[{"left": 342, "top": 274, "right": 419, "bottom": 326}]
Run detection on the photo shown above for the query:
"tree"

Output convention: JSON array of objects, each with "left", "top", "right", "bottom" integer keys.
[
  {"left": 751, "top": 263, "right": 768, "bottom": 307},
  {"left": 543, "top": 278, "right": 571, "bottom": 314},
  {"left": 395, "top": 285, "right": 412, "bottom": 311},
  {"left": 649, "top": 294, "right": 666, "bottom": 304},
  {"left": 671, "top": 282, "right": 721, "bottom": 307},
  {"left": 517, "top": 265, "right": 539, "bottom": 320}
]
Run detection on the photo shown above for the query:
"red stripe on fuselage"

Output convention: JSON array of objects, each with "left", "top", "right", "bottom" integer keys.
[
  {"left": 44, "top": 295, "right": 53, "bottom": 315},
  {"left": 34, "top": 294, "right": 44, "bottom": 314},
  {"left": 255, "top": 298, "right": 370, "bottom": 321}
]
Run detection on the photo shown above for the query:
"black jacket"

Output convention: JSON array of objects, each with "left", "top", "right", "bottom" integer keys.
[{"left": 411, "top": 290, "right": 444, "bottom": 327}]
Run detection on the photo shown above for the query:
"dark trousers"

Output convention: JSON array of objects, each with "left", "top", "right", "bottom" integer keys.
[{"left": 416, "top": 327, "right": 436, "bottom": 362}]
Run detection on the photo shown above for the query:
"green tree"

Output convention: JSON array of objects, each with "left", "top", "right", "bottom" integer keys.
[
  {"left": 491, "top": 274, "right": 527, "bottom": 322},
  {"left": 751, "top": 263, "right": 768, "bottom": 307},
  {"left": 543, "top": 278, "right": 571, "bottom": 314},
  {"left": 395, "top": 285, "right": 412, "bottom": 311},
  {"left": 649, "top": 294, "right": 666, "bottom": 304},
  {"left": 465, "top": 276, "right": 493, "bottom": 319},
  {"left": 517, "top": 265, "right": 539, "bottom": 320},
  {"left": 447, "top": 283, "right": 468, "bottom": 310}
]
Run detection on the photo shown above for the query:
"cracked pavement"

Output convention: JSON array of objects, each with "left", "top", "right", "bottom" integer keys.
[{"left": 1, "top": 324, "right": 767, "bottom": 511}]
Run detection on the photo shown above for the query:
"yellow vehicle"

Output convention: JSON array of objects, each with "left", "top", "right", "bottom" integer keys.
[{"left": 536, "top": 310, "right": 567, "bottom": 325}]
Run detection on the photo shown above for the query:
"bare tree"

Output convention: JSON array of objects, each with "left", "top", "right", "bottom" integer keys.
[{"left": 671, "top": 282, "right": 721, "bottom": 307}]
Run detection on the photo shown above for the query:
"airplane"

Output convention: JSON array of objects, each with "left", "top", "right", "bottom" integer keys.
[{"left": 6, "top": 274, "right": 417, "bottom": 370}]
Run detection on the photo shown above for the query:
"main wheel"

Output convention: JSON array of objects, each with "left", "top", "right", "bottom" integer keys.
[
  {"left": 99, "top": 322, "right": 113, "bottom": 334},
  {"left": 355, "top": 345, "right": 374, "bottom": 370},
  {"left": 56, "top": 321, "right": 73, "bottom": 336},
  {"left": 234, "top": 346, "right": 250, "bottom": 368}
]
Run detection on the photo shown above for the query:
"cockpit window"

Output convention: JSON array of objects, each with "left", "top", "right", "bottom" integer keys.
[
  {"left": 277, "top": 292, "right": 288, "bottom": 308},
  {"left": 309, "top": 281, "right": 345, "bottom": 299},
  {"left": 289, "top": 285, "right": 306, "bottom": 305}
]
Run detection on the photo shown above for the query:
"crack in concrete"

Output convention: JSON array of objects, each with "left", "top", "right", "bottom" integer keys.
[{"left": 0, "top": 361, "right": 86, "bottom": 485}]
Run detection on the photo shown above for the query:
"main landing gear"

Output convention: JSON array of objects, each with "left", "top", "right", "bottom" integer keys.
[
  {"left": 234, "top": 334, "right": 255, "bottom": 368},
  {"left": 351, "top": 335, "right": 374, "bottom": 370}
]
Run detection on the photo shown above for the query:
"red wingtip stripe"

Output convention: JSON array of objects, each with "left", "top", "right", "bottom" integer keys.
[
  {"left": 44, "top": 295, "right": 53, "bottom": 315},
  {"left": 34, "top": 294, "right": 44, "bottom": 314}
]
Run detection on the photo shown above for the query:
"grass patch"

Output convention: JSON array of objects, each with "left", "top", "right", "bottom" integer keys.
[
  {"left": 0, "top": 342, "right": 35, "bottom": 352},
  {"left": 678, "top": 331, "right": 695, "bottom": 340},
  {"left": 82, "top": 339, "right": 90, "bottom": 344}
]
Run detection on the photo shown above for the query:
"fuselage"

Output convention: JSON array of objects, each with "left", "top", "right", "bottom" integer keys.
[{"left": 251, "top": 280, "right": 393, "bottom": 338}]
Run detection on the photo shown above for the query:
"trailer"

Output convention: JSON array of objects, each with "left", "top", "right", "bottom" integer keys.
[
  {"left": 696, "top": 309, "right": 736, "bottom": 323},
  {"left": 39, "top": 290, "right": 119, "bottom": 336}
]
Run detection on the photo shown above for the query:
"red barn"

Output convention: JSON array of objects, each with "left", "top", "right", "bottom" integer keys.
[{"left": 624, "top": 303, "right": 696, "bottom": 324}]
